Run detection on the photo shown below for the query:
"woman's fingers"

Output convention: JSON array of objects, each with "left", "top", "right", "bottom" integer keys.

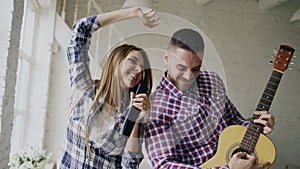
[
  {"left": 137, "top": 8, "right": 159, "bottom": 28},
  {"left": 130, "top": 93, "right": 149, "bottom": 108},
  {"left": 144, "top": 9, "right": 156, "bottom": 17},
  {"left": 131, "top": 93, "right": 151, "bottom": 122},
  {"left": 132, "top": 101, "right": 150, "bottom": 111}
]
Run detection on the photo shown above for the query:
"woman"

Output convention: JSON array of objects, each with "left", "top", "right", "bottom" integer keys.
[{"left": 57, "top": 7, "right": 159, "bottom": 168}]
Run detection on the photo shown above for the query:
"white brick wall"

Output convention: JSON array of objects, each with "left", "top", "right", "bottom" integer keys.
[
  {"left": 44, "top": 40, "right": 70, "bottom": 162},
  {"left": 0, "top": 0, "right": 24, "bottom": 168},
  {"left": 18, "top": 0, "right": 300, "bottom": 168}
]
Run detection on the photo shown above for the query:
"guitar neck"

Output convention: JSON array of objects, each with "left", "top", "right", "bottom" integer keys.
[
  {"left": 239, "top": 70, "right": 283, "bottom": 154},
  {"left": 255, "top": 70, "right": 283, "bottom": 112}
]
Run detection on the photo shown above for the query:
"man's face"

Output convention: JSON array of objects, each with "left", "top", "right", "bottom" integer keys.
[{"left": 164, "top": 47, "right": 203, "bottom": 91}]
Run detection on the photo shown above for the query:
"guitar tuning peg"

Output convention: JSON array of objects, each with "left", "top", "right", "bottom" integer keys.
[
  {"left": 271, "top": 55, "right": 276, "bottom": 59},
  {"left": 290, "top": 61, "right": 295, "bottom": 65},
  {"left": 293, "top": 55, "right": 297, "bottom": 59},
  {"left": 273, "top": 49, "right": 278, "bottom": 54},
  {"left": 288, "top": 67, "right": 293, "bottom": 71},
  {"left": 269, "top": 60, "right": 274, "bottom": 64}
]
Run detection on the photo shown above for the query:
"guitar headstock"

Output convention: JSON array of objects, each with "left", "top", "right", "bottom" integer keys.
[{"left": 273, "top": 45, "right": 295, "bottom": 72}]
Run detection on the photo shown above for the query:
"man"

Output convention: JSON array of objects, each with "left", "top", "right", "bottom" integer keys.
[{"left": 145, "top": 28, "right": 275, "bottom": 169}]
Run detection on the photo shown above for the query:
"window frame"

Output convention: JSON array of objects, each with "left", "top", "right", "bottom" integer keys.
[{"left": 11, "top": 0, "right": 39, "bottom": 154}]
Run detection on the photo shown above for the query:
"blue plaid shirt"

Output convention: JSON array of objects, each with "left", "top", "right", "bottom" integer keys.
[
  {"left": 57, "top": 15, "right": 143, "bottom": 169},
  {"left": 146, "top": 71, "right": 249, "bottom": 169}
]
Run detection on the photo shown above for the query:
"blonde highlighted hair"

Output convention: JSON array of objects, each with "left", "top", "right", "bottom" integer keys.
[{"left": 83, "top": 44, "right": 152, "bottom": 157}]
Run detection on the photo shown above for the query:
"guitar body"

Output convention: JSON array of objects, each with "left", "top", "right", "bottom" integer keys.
[
  {"left": 200, "top": 45, "right": 295, "bottom": 168},
  {"left": 200, "top": 125, "right": 276, "bottom": 169}
]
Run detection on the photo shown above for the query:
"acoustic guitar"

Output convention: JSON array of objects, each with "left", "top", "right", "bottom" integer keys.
[{"left": 200, "top": 45, "right": 295, "bottom": 168}]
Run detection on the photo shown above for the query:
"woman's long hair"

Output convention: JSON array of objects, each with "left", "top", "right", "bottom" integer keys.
[{"left": 84, "top": 44, "right": 152, "bottom": 157}]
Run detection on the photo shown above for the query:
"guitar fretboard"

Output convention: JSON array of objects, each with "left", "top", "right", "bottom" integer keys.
[{"left": 239, "top": 70, "right": 283, "bottom": 154}]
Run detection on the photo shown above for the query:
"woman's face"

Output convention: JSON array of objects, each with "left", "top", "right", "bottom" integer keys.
[{"left": 119, "top": 50, "right": 144, "bottom": 88}]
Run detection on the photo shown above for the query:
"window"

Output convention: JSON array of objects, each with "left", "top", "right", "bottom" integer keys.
[{"left": 11, "top": 0, "right": 37, "bottom": 155}]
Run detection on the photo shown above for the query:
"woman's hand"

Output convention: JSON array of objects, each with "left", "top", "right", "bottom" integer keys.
[
  {"left": 130, "top": 92, "right": 151, "bottom": 122},
  {"left": 97, "top": 7, "right": 159, "bottom": 28},
  {"left": 134, "top": 7, "right": 159, "bottom": 28}
]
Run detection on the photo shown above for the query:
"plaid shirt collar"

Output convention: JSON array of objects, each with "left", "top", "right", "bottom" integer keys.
[{"left": 160, "top": 71, "right": 200, "bottom": 97}]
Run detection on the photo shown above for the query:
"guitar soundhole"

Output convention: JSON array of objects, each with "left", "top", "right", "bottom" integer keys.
[{"left": 226, "top": 143, "right": 258, "bottom": 163}]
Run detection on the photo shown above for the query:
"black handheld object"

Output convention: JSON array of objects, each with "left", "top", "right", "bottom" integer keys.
[{"left": 120, "top": 82, "right": 148, "bottom": 137}]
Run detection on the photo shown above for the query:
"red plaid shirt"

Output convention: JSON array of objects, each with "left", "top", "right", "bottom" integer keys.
[{"left": 146, "top": 71, "right": 248, "bottom": 169}]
